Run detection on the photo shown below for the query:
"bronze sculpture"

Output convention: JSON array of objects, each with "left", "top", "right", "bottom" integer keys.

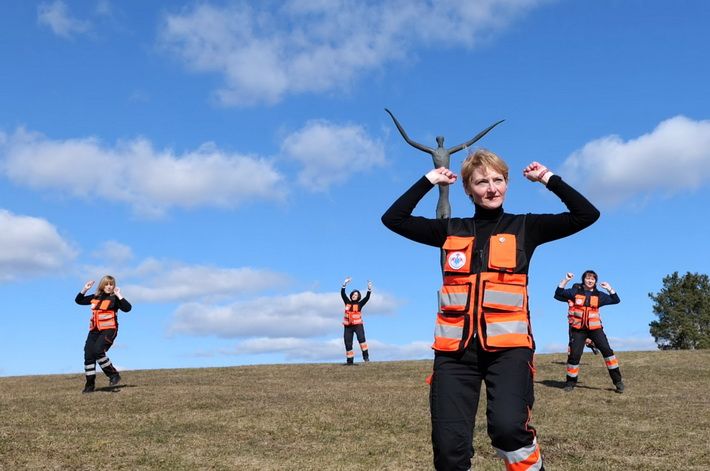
[{"left": 385, "top": 108, "right": 503, "bottom": 219}]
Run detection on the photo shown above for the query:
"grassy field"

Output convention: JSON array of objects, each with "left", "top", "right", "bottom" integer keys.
[{"left": 1, "top": 350, "right": 708, "bottom": 470}]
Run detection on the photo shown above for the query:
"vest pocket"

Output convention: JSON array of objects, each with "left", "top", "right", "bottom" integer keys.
[
  {"left": 488, "top": 233, "right": 516, "bottom": 271},
  {"left": 438, "top": 283, "right": 472, "bottom": 314},
  {"left": 442, "top": 236, "right": 474, "bottom": 274},
  {"left": 433, "top": 312, "right": 466, "bottom": 352},
  {"left": 434, "top": 283, "right": 471, "bottom": 352},
  {"left": 480, "top": 281, "right": 531, "bottom": 349}
]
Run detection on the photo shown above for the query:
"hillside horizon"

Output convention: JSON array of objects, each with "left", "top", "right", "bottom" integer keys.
[{"left": 1, "top": 350, "right": 708, "bottom": 470}]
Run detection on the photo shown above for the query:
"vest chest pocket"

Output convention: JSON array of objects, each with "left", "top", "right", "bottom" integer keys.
[
  {"left": 442, "top": 236, "right": 474, "bottom": 274},
  {"left": 488, "top": 233, "right": 517, "bottom": 271}
]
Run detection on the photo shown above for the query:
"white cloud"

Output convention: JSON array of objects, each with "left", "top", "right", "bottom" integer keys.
[
  {"left": 158, "top": 0, "right": 546, "bottom": 106},
  {"left": 281, "top": 120, "right": 386, "bottom": 191},
  {"left": 79, "top": 251, "right": 291, "bottom": 303},
  {"left": 607, "top": 336, "right": 658, "bottom": 352},
  {"left": 0, "top": 209, "right": 76, "bottom": 281},
  {"left": 541, "top": 336, "right": 658, "bottom": 354},
  {"left": 221, "top": 337, "right": 432, "bottom": 363},
  {"left": 1, "top": 128, "right": 285, "bottom": 217},
  {"left": 560, "top": 116, "right": 710, "bottom": 206},
  {"left": 37, "top": 0, "right": 91, "bottom": 38},
  {"left": 91, "top": 240, "right": 134, "bottom": 265},
  {"left": 124, "top": 262, "right": 291, "bottom": 303},
  {"left": 169, "top": 290, "right": 400, "bottom": 338}
]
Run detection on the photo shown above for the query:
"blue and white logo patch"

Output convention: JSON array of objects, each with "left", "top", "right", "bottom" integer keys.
[{"left": 447, "top": 251, "right": 466, "bottom": 270}]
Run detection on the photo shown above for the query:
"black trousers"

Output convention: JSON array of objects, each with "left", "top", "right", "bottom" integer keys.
[
  {"left": 84, "top": 329, "right": 118, "bottom": 378},
  {"left": 430, "top": 343, "right": 539, "bottom": 470},
  {"left": 343, "top": 324, "right": 366, "bottom": 351},
  {"left": 567, "top": 328, "right": 622, "bottom": 384}
]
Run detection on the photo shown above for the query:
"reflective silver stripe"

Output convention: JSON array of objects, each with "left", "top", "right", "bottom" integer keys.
[
  {"left": 84, "top": 365, "right": 95, "bottom": 371},
  {"left": 566, "top": 364, "right": 579, "bottom": 377},
  {"left": 435, "top": 323, "right": 464, "bottom": 340},
  {"left": 605, "top": 355, "right": 619, "bottom": 369},
  {"left": 494, "top": 438, "right": 539, "bottom": 464},
  {"left": 438, "top": 291, "right": 468, "bottom": 309},
  {"left": 85, "top": 371, "right": 96, "bottom": 376},
  {"left": 486, "top": 320, "right": 528, "bottom": 337},
  {"left": 589, "top": 321, "right": 602, "bottom": 327},
  {"left": 484, "top": 289, "right": 523, "bottom": 308}
]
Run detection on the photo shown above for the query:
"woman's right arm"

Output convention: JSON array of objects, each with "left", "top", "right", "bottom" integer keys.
[
  {"left": 340, "top": 286, "right": 349, "bottom": 304},
  {"left": 75, "top": 293, "right": 93, "bottom": 305},
  {"left": 381, "top": 176, "right": 449, "bottom": 247},
  {"left": 554, "top": 273, "right": 575, "bottom": 301},
  {"left": 75, "top": 280, "right": 95, "bottom": 305}
]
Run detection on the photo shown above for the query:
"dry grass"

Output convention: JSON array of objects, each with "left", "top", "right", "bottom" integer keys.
[{"left": 0, "top": 350, "right": 708, "bottom": 470}]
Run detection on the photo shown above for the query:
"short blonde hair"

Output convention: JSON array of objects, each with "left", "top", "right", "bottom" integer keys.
[
  {"left": 461, "top": 148, "right": 509, "bottom": 194},
  {"left": 97, "top": 275, "right": 116, "bottom": 294}
]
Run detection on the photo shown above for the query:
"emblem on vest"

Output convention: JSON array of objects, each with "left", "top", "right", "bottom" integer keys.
[{"left": 447, "top": 251, "right": 466, "bottom": 270}]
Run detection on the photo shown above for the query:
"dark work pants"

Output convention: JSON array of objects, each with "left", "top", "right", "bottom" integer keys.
[
  {"left": 84, "top": 329, "right": 118, "bottom": 381},
  {"left": 430, "top": 343, "right": 538, "bottom": 470},
  {"left": 343, "top": 324, "right": 366, "bottom": 351},
  {"left": 567, "top": 328, "right": 622, "bottom": 384}
]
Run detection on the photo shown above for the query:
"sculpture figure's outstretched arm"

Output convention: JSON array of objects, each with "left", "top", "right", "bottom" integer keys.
[
  {"left": 385, "top": 108, "right": 433, "bottom": 154},
  {"left": 446, "top": 119, "right": 506, "bottom": 154}
]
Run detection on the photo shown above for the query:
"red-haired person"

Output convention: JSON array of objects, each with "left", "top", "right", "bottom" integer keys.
[
  {"left": 555, "top": 271, "right": 624, "bottom": 393},
  {"left": 382, "top": 149, "right": 599, "bottom": 470},
  {"left": 75, "top": 275, "right": 132, "bottom": 393},
  {"left": 341, "top": 277, "right": 372, "bottom": 365}
]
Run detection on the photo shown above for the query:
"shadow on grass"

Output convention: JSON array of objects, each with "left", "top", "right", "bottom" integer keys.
[
  {"left": 538, "top": 379, "right": 567, "bottom": 389},
  {"left": 537, "top": 379, "right": 607, "bottom": 391},
  {"left": 93, "top": 384, "right": 137, "bottom": 393}
]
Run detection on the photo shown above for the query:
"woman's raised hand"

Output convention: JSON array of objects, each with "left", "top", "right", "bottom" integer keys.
[
  {"left": 426, "top": 167, "right": 458, "bottom": 186},
  {"left": 522, "top": 161, "right": 551, "bottom": 183}
]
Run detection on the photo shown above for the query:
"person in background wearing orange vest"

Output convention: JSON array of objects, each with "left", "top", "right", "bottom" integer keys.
[
  {"left": 555, "top": 271, "right": 623, "bottom": 393},
  {"left": 382, "top": 149, "right": 599, "bottom": 471},
  {"left": 341, "top": 277, "right": 372, "bottom": 365},
  {"left": 75, "top": 275, "right": 132, "bottom": 393}
]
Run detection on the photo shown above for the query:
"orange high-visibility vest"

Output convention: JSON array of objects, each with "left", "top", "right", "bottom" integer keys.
[
  {"left": 343, "top": 304, "right": 363, "bottom": 326},
  {"left": 89, "top": 298, "right": 118, "bottom": 331},
  {"left": 434, "top": 217, "right": 533, "bottom": 353},
  {"left": 567, "top": 293, "right": 602, "bottom": 330}
]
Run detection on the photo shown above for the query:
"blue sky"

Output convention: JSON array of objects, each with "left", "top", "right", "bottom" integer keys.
[{"left": 1, "top": 0, "right": 709, "bottom": 377}]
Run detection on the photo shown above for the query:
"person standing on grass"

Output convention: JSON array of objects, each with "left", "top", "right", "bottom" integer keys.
[
  {"left": 341, "top": 277, "right": 372, "bottom": 365},
  {"left": 75, "top": 275, "right": 132, "bottom": 393},
  {"left": 382, "top": 148, "right": 599, "bottom": 470},
  {"left": 555, "top": 271, "right": 624, "bottom": 393}
]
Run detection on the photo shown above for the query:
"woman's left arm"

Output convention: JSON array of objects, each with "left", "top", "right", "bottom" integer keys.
[
  {"left": 359, "top": 289, "right": 371, "bottom": 307},
  {"left": 599, "top": 282, "right": 620, "bottom": 305},
  {"left": 526, "top": 175, "right": 601, "bottom": 245}
]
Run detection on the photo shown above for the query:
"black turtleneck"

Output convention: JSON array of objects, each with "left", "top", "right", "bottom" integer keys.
[{"left": 381, "top": 175, "right": 599, "bottom": 271}]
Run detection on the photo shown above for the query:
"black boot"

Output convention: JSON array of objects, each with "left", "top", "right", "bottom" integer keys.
[
  {"left": 82, "top": 377, "right": 95, "bottom": 394},
  {"left": 362, "top": 350, "right": 370, "bottom": 362},
  {"left": 109, "top": 373, "right": 122, "bottom": 386},
  {"left": 344, "top": 357, "right": 354, "bottom": 366}
]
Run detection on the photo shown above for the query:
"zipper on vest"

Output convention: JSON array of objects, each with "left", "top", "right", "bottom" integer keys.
[{"left": 471, "top": 248, "right": 484, "bottom": 343}]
